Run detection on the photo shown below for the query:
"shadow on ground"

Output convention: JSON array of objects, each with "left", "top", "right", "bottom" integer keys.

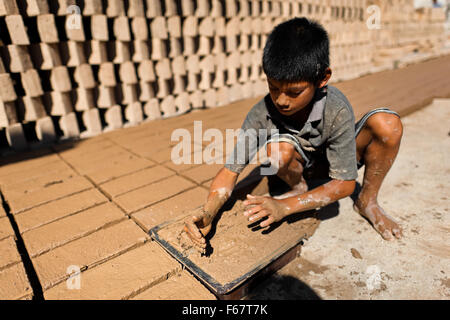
[{"left": 246, "top": 275, "right": 322, "bottom": 300}]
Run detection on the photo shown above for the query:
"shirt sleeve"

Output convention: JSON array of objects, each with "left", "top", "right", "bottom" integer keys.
[
  {"left": 224, "top": 106, "right": 263, "bottom": 174},
  {"left": 326, "top": 107, "right": 358, "bottom": 180}
]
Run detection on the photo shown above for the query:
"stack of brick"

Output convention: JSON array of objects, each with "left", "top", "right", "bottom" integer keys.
[
  {"left": 369, "top": 0, "right": 447, "bottom": 69},
  {"left": 0, "top": 0, "right": 448, "bottom": 152}
]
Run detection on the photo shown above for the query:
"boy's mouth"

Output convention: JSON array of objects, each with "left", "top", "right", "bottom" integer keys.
[{"left": 277, "top": 106, "right": 292, "bottom": 113}]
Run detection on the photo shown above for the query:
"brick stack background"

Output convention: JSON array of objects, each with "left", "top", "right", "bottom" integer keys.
[{"left": 0, "top": 0, "right": 448, "bottom": 152}]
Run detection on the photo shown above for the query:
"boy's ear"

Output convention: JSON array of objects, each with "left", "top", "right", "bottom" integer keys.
[{"left": 318, "top": 67, "right": 332, "bottom": 88}]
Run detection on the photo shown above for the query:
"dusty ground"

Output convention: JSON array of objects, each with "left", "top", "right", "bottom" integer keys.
[{"left": 249, "top": 99, "right": 450, "bottom": 300}]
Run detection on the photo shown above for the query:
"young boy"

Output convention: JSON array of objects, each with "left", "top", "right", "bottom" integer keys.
[{"left": 184, "top": 18, "right": 403, "bottom": 251}]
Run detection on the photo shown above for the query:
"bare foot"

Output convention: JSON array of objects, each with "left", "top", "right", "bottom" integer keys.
[{"left": 353, "top": 198, "right": 403, "bottom": 240}]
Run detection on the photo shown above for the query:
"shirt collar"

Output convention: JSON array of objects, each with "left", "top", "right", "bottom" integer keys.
[{"left": 306, "top": 85, "right": 327, "bottom": 123}]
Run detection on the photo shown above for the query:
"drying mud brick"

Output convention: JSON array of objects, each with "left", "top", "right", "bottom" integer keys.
[
  {"left": 43, "top": 91, "right": 73, "bottom": 115},
  {"left": 36, "top": 116, "right": 56, "bottom": 143},
  {"left": 0, "top": 74, "right": 17, "bottom": 102},
  {"left": 19, "top": 95, "right": 47, "bottom": 121},
  {"left": 98, "top": 63, "right": 117, "bottom": 86},
  {"left": 150, "top": 16, "right": 168, "bottom": 39},
  {"left": 181, "top": 164, "right": 224, "bottom": 184},
  {"left": 87, "top": 40, "right": 108, "bottom": 65},
  {"left": 14, "top": 189, "right": 107, "bottom": 234},
  {"left": 91, "top": 15, "right": 109, "bottom": 41},
  {"left": 0, "top": 151, "right": 59, "bottom": 177},
  {"left": 5, "top": 123, "right": 27, "bottom": 150},
  {"left": 24, "top": 0, "right": 49, "bottom": 16},
  {"left": 37, "top": 14, "right": 59, "bottom": 43},
  {"left": 64, "top": 15, "right": 85, "bottom": 42},
  {"left": 0, "top": 0, "right": 19, "bottom": 15},
  {"left": 80, "top": 108, "right": 102, "bottom": 138},
  {"left": 97, "top": 86, "right": 116, "bottom": 108},
  {"left": 133, "top": 270, "right": 216, "bottom": 300},
  {"left": 0, "top": 101, "right": 18, "bottom": 127},
  {"left": 22, "top": 202, "right": 126, "bottom": 257},
  {"left": 99, "top": 165, "right": 175, "bottom": 198},
  {"left": 59, "top": 145, "right": 127, "bottom": 169},
  {"left": 0, "top": 217, "right": 15, "bottom": 241},
  {"left": 82, "top": 153, "right": 153, "bottom": 184},
  {"left": 20, "top": 69, "right": 44, "bottom": 97},
  {"left": 59, "top": 112, "right": 80, "bottom": 138},
  {"left": 132, "top": 40, "right": 151, "bottom": 62},
  {"left": 155, "top": 199, "right": 319, "bottom": 289},
  {"left": 131, "top": 17, "right": 149, "bottom": 40},
  {"left": 33, "top": 220, "right": 149, "bottom": 291},
  {"left": 32, "top": 43, "right": 62, "bottom": 70},
  {"left": 146, "top": 0, "right": 162, "bottom": 17},
  {"left": 0, "top": 237, "right": 21, "bottom": 270},
  {"left": 110, "top": 40, "right": 131, "bottom": 63},
  {"left": 44, "top": 242, "right": 181, "bottom": 300},
  {"left": 5, "top": 44, "right": 33, "bottom": 72},
  {"left": 0, "top": 160, "right": 74, "bottom": 193},
  {"left": 132, "top": 186, "right": 209, "bottom": 233},
  {"left": 0, "top": 263, "right": 32, "bottom": 300},
  {"left": 113, "top": 16, "right": 131, "bottom": 41},
  {"left": 74, "top": 64, "right": 96, "bottom": 89},
  {"left": 114, "top": 175, "right": 196, "bottom": 214},
  {"left": 60, "top": 41, "right": 86, "bottom": 67},
  {"left": 6, "top": 175, "right": 93, "bottom": 214},
  {"left": 105, "top": 0, "right": 125, "bottom": 17},
  {"left": 5, "top": 15, "right": 30, "bottom": 45},
  {"left": 127, "top": 0, "right": 145, "bottom": 17},
  {"left": 104, "top": 105, "right": 123, "bottom": 130},
  {"left": 73, "top": 87, "right": 96, "bottom": 111},
  {"left": 55, "top": 138, "right": 115, "bottom": 159},
  {"left": 0, "top": 159, "right": 68, "bottom": 190}
]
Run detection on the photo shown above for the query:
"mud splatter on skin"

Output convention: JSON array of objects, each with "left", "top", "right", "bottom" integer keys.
[{"left": 351, "top": 248, "right": 363, "bottom": 259}]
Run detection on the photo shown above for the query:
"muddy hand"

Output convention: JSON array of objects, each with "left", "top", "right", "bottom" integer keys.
[
  {"left": 243, "top": 194, "right": 289, "bottom": 228},
  {"left": 183, "top": 213, "right": 212, "bottom": 252}
]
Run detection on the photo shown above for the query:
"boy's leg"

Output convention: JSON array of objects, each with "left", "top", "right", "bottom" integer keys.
[
  {"left": 355, "top": 112, "right": 403, "bottom": 240},
  {"left": 266, "top": 142, "right": 308, "bottom": 197}
]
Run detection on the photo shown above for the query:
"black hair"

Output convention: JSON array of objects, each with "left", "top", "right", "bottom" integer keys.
[{"left": 262, "top": 17, "right": 330, "bottom": 84}]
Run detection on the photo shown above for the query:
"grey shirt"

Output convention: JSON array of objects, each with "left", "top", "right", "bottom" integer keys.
[{"left": 224, "top": 85, "right": 358, "bottom": 181}]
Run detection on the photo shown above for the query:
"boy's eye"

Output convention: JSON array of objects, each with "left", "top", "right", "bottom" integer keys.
[{"left": 288, "top": 90, "right": 302, "bottom": 97}]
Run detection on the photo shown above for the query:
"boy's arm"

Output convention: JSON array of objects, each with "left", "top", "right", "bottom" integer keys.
[
  {"left": 243, "top": 179, "right": 355, "bottom": 227},
  {"left": 243, "top": 105, "right": 358, "bottom": 226},
  {"left": 184, "top": 167, "right": 239, "bottom": 250}
]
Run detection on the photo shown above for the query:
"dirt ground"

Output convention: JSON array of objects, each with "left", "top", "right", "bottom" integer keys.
[{"left": 249, "top": 98, "right": 450, "bottom": 300}]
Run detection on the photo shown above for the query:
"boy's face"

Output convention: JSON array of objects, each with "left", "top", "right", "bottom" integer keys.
[
  {"left": 267, "top": 69, "right": 331, "bottom": 117},
  {"left": 267, "top": 78, "right": 317, "bottom": 116}
]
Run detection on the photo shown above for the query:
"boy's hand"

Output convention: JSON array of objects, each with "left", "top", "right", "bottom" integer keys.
[
  {"left": 183, "top": 209, "right": 213, "bottom": 251},
  {"left": 243, "top": 194, "right": 289, "bottom": 228}
]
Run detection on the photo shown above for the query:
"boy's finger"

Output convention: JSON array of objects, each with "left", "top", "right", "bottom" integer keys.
[
  {"left": 248, "top": 209, "right": 269, "bottom": 222},
  {"left": 243, "top": 205, "right": 263, "bottom": 217},
  {"left": 243, "top": 198, "right": 263, "bottom": 206},
  {"left": 260, "top": 216, "right": 274, "bottom": 228},
  {"left": 185, "top": 228, "right": 207, "bottom": 247},
  {"left": 184, "top": 221, "right": 204, "bottom": 240},
  {"left": 192, "top": 238, "right": 207, "bottom": 248}
]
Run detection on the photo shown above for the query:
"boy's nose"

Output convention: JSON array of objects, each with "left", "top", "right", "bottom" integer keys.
[{"left": 276, "top": 93, "right": 289, "bottom": 108}]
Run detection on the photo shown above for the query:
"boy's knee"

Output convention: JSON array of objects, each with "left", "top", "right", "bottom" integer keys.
[
  {"left": 266, "top": 142, "right": 296, "bottom": 174},
  {"left": 366, "top": 113, "right": 403, "bottom": 147}
]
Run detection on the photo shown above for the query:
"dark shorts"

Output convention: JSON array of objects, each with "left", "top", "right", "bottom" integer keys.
[{"left": 265, "top": 108, "right": 400, "bottom": 172}]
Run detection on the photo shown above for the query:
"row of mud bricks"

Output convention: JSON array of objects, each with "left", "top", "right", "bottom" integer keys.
[{"left": 0, "top": 0, "right": 447, "bottom": 151}]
